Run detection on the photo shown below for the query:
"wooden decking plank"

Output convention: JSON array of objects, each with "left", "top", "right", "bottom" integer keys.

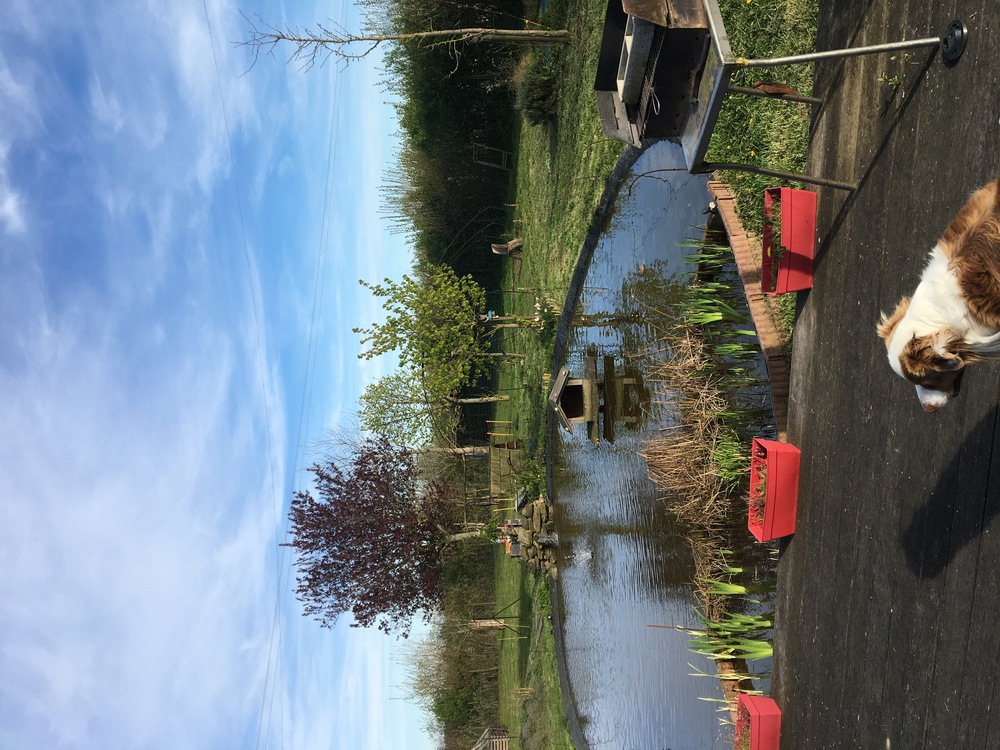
[
  {"left": 921, "top": 411, "right": 999, "bottom": 748},
  {"left": 707, "top": 181, "right": 791, "bottom": 440}
]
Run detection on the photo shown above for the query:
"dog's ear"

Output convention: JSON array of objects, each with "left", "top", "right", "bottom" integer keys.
[
  {"left": 930, "top": 333, "right": 968, "bottom": 371},
  {"left": 932, "top": 350, "right": 964, "bottom": 371},
  {"left": 877, "top": 297, "right": 911, "bottom": 341},
  {"left": 903, "top": 333, "right": 963, "bottom": 375},
  {"left": 944, "top": 336, "right": 983, "bottom": 365}
]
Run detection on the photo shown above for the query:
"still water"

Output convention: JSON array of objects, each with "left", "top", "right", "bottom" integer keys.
[{"left": 551, "top": 142, "right": 731, "bottom": 750}]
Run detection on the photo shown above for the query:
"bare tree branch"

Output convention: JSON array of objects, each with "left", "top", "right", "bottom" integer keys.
[{"left": 239, "top": 12, "right": 570, "bottom": 71}]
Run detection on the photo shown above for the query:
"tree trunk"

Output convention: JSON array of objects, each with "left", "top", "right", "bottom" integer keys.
[
  {"left": 418, "top": 445, "right": 491, "bottom": 457},
  {"left": 444, "top": 530, "right": 487, "bottom": 544},
  {"left": 243, "top": 19, "right": 572, "bottom": 70},
  {"left": 445, "top": 395, "right": 510, "bottom": 404}
]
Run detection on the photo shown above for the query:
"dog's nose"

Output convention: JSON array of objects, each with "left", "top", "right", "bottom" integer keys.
[{"left": 922, "top": 402, "right": 939, "bottom": 413}]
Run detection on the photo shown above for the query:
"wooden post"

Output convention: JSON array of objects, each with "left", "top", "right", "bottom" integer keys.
[{"left": 470, "top": 618, "right": 507, "bottom": 630}]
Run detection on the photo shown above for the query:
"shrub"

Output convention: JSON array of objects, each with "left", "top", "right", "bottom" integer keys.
[
  {"left": 433, "top": 688, "right": 475, "bottom": 726},
  {"left": 513, "top": 53, "right": 557, "bottom": 125}
]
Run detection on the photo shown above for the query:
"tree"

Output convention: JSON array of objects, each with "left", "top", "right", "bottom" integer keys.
[
  {"left": 359, "top": 369, "right": 513, "bottom": 446},
  {"left": 241, "top": 13, "right": 570, "bottom": 71},
  {"left": 285, "top": 436, "right": 461, "bottom": 636},
  {"left": 354, "top": 264, "right": 492, "bottom": 398},
  {"left": 358, "top": 369, "right": 456, "bottom": 446}
]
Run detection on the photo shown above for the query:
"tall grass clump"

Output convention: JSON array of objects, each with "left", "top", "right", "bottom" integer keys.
[
  {"left": 643, "top": 241, "right": 773, "bottom": 534},
  {"left": 513, "top": 52, "right": 558, "bottom": 126}
]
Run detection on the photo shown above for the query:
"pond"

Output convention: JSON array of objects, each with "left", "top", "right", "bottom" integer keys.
[{"left": 550, "top": 141, "right": 737, "bottom": 750}]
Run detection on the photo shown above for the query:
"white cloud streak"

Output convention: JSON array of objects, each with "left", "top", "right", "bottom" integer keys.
[{"left": 0, "top": 0, "right": 432, "bottom": 747}]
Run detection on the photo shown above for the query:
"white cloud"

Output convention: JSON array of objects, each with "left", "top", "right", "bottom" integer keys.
[
  {"left": 0, "top": 182, "right": 26, "bottom": 234},
  {"left": 88, "top": 75, "right": 124, "bottom": 136},
  {"left": 0, "top": 140, "right": 26, "bottom": 236},
  {"left": 0, "top": 47, "right": 43, "bottom": 139},
  {"left": 0, "top": 0, "right": 428, "bottom": 748},
  {"left": 0, "top": 308, "right": 281, "bottom": 748}
]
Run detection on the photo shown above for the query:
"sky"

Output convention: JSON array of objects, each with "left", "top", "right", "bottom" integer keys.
[{"left": 0, "top": 1, "right": 438, "bottom": 748}]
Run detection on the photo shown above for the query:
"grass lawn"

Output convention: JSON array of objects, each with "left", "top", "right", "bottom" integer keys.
[
  {"left": 487, "top": 2, "right": 624, "bottom": 746},
  {"left": 495, "top": 551, "right": 574, "bottom": 750}
]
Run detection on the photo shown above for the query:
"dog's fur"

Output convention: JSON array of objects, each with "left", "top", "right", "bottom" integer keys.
[{"left": 878, "top": 178, "right": 1000, "bottom": 412}]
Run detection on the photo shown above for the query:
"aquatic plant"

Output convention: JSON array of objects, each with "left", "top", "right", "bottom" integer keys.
[
  {"left": 643, "top": 239, "right": 773, "bottom": 533},
  {"left": 681, "top": 608, "right": 773, "bottom": 662}
]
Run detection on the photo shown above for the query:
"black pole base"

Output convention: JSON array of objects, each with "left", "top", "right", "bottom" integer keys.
[{"left": 942, "top": 19, "right": 968, "bottom": 66}]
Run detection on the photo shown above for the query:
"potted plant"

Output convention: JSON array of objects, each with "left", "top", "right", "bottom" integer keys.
[
  {"left": 735, "top": 693, "right": 782, "bottom": 750},
  {"left": 761, "top": 187, "right": 817, "bottom": 295},
  {"left": 748, "top": 437, "right": 801, "bottom": 542}
]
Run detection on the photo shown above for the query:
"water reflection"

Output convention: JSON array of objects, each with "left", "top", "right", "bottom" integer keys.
[{"left": 552, "top": 143, "right": 730, "bottom": 750}]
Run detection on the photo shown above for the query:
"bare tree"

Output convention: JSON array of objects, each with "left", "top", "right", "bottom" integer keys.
[{"left": 240, "top": 12, "right": 570, "bottom": 70}]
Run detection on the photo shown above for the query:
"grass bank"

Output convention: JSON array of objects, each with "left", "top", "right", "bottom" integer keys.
[{"left": 489, "top": 0, "right": 624, "bottom": 745}]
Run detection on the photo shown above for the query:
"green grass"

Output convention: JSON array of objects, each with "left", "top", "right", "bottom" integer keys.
[
  {"left": 708, "top": 0, "right": 818, "bottom": 234},
  {"left": 707, "top": 0, "right": 818, "bottom": 349},
  {"left": 522, "top": 580, "right": 575, "bottom": 750},
  {"left": 495, "top": 552, "right": 574, "bottom": 750},
  {"left": 494, "top": 548, "right": 533, "bottom": 745}
]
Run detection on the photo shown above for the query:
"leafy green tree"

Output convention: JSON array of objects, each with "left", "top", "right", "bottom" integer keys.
[
  {"left": 354, "top": 264, "right": 490, "bottom": 397},
  {"left": 358, "top": 369, "right": 458, "bottom": 446}
]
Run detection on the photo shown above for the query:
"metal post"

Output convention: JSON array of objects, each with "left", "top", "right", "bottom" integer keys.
[
  {"left": 738, "top": 36, "right": 941, "bottom": 68},
  {"left": 738, "top": 19, "right": 967, "bottom": 69},
  {"left": 698, "top": 162, "right": 858, "bottom": 191}
]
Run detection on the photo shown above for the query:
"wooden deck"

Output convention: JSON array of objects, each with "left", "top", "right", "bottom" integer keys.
[
  {"left": 772, "top": 3, "right": 1000, "bottom": 749},
  {"left": 708, "top": 181, "right": 791, "bottom": 440}
]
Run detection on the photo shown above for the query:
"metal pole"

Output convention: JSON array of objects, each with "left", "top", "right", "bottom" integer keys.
[
  {"left": 699, "top": 162, "right": 857, "bottom": 191},
  {"left": 739, "top": 36, "right": 940, "bottom": 68},
  {"left": 726, "top": 85, "right": 823, "bottom": 106}
]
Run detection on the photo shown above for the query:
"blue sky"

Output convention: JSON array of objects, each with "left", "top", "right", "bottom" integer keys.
[{"left": 0, "top": 1, "right": 437, "bottom": 748}]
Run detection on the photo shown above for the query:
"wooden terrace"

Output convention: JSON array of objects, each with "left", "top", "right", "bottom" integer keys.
[{"left": 771, "top": 2, "right": 1000, "bottom": 749}]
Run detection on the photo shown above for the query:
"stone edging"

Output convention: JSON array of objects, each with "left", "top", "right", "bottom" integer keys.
[{"left": 707, "top": 181, "right": 791, "bottom": 441}]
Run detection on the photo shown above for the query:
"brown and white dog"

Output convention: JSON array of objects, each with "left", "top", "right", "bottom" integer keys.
[{"left": 878, "top": 177, "right": 1000, "bottom": 412}]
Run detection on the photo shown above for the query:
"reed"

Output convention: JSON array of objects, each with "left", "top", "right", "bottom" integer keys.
[
  {"left": 682, "top": 612, "right": 774, "bottom": 662},
  {"left": 642, "top": 239, "right": 782, "bottom": 711},
  {"left": 642, "top": 240, "right": 771, "bottom": 532}
]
